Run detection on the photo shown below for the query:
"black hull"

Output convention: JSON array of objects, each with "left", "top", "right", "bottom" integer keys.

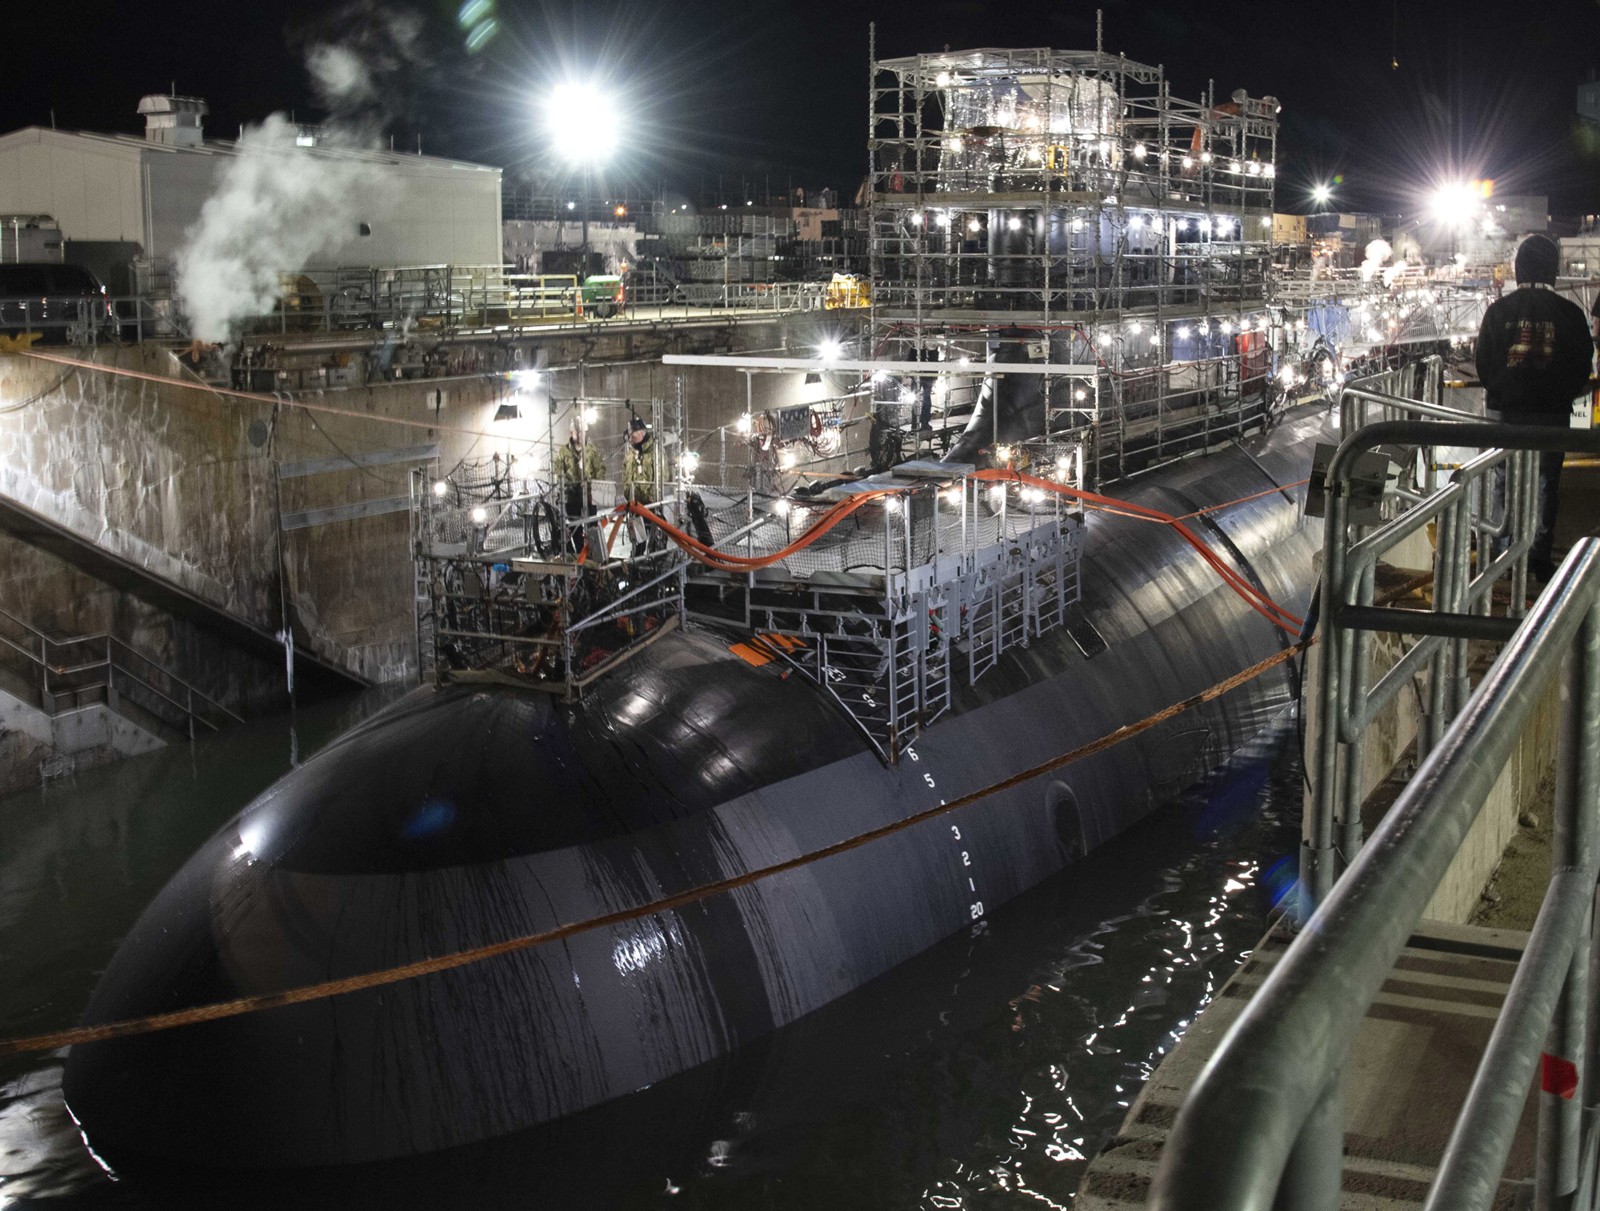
[{"left": 62, "top": 405, "right": 1329, "bottom": 1169}]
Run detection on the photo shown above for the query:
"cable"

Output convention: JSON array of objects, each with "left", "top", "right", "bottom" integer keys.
[{"left": 21, "top": 350, "right": 512, "bottom": 442}]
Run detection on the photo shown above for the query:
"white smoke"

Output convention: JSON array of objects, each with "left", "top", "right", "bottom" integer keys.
[
  {"left": 174, "top": 3, "right": 424, "bottom": 342},
  {"left": 307, "top": 45, "right": 376, "bottom": 109},
  {"left": 305, "top": 6, "right": 423, "bottom": 119},
  {"left": 1359, "top": 239, "right": 1393, "bottom": 284},
  {"left": 175, "top": 116, "right": 384, "bottom": 343}
]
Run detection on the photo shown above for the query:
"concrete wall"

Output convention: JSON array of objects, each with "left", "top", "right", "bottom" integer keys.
[
  {"left": 0, "top": 312, "right": 857, "bottom": 689},
  {"left": 1425, "top": 677, "right": 1559, "bottom": 922},
  {"left": 0, "top": 347, "right": 283, "bottom": 627}
]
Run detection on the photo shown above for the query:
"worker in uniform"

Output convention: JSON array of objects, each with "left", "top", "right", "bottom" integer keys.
[
  {"left": 552, "top": 419, "right": 605, "bottom": 552},
  {"left": 622, "top": 414, "right": 662, "bottom": 552},
  {"left": 1475, "top": 234, "right": 1594, "bottom": 583}
]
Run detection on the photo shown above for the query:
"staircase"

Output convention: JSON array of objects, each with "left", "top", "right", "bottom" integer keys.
[{"left": 0, "top": 606, "right": 242, "bottom": 746}]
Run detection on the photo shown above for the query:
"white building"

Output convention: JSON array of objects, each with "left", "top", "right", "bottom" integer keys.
[{"left": 0, "top": 96, "right": 503, "bottom": 272}]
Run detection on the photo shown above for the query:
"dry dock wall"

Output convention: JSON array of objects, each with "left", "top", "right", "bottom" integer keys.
[{"left": 0, "top": 313, "right": 849, "bottom": 704}]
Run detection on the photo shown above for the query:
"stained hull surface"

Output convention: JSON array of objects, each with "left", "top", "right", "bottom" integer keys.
[{"left": 62, "top": 406, "right": 1328, "bottom": 1168}]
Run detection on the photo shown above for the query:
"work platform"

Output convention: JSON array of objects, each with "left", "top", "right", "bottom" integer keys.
[
  {"left": 1078, "top": 921, "right": 1540, "bottom": 1209},
  {"left": 411, "top": 430, "right": 1085, "bottom": 762}
]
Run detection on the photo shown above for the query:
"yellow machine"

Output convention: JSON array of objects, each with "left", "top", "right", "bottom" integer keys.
[{"left": 824, "top": 273, "right": 871, "bottom": 310}]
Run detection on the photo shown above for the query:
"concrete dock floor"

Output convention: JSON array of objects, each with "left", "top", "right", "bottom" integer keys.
[{"left": 1076, "top": 921, "right": 1536, "bottom": 1209}]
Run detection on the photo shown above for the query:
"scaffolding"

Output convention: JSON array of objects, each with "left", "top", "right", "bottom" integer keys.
[
  {"left": 684, "top": 460, "right": 1085, "bottom": 762},
  {"left": 409, "top": 394, "right": 693, "bottom": 697},
  {"left": 865, "top": 37, "right": 1285, "bottom": 486}
]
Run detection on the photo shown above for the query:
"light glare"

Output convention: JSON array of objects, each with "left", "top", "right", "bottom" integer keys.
[{"left": 546, "top": 81, "right": 620, "bottom": 165}]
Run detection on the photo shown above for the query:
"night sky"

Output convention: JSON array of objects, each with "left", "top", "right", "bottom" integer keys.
[{"left": 4, "top": 0, "right": 1599, "bottom": 215}]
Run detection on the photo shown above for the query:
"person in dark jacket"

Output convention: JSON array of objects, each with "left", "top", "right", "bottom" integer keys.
[{"left": 1475, "top": 234, "right": 1593, "bottom": 581}]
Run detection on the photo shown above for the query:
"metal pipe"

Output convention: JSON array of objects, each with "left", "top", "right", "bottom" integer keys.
[
  {"left": 1426, "top": 867, "right": 1595, "bottom": 1211},
  {"left": 1333, "top": 605, "right": 1521, "bottom": 642}
]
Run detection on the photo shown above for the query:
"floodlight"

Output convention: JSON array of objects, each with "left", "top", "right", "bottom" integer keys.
[
  {"left": 1430, "top": 182, "right": 1479, "bottom": 227},
  {"left": 546, "top": 81, "right": 620, "bottom": 164}
]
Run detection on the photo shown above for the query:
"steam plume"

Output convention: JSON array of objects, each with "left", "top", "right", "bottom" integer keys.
[
  {"left": 175, "top": 117, "right": 383, "bottom": 343},
  {"left": 174, "top": 3, "right": 424, "bottom": 343}
]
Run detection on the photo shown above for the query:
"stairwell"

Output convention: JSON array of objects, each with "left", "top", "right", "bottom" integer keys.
[{"left": 0, "top": 606, "right": 242, "bottom": 794}]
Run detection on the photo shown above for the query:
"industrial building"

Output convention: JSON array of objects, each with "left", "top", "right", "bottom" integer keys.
[{"left": 0, "top": 94, "right": 503, "bottom": 292}]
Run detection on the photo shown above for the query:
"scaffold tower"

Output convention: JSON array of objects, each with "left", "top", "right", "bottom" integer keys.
[{"left": 865, "top": 35, "right": 1285, "bottom": 485}]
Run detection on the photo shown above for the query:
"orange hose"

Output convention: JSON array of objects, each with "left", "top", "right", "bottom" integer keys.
[
  {"left": 620, "top": 473, "right": 1306, "bottom": 635},
  {"left": 970, "top": 470, "right": 1304, "bottom": 633}
]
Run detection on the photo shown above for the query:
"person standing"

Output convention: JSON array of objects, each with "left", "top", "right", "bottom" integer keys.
[
  {"left": 1474, "top": 234, "right": 1593, "bottom": 582},
  {"left": 622, "top": 415, "right": 662, "bottom": 552},
  {"left": 552, "top": 420, "right": 606, "bottom": 548}
]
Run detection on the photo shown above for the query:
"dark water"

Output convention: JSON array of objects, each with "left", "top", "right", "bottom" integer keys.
[{"left": 0, "top": 697, "right": 1301, "bottom": 1210}]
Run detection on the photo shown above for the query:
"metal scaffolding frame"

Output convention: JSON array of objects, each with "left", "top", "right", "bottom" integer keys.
[
  {"left": 408, "top": 393, "right": 692, "bottom": 697},
  {"left": 865, "top": 34, "right": 1284, "bottom": 488},
  {"left": 684, "top": 461, "right": 1084, "bottom": 763}
]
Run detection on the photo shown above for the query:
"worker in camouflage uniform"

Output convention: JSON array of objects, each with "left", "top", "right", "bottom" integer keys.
[
  {"left": 552, "top": 420, "right": 606, "bottom": 551},
  {"left": 622, "top": 414, "right": 662, "bottom": 551}
]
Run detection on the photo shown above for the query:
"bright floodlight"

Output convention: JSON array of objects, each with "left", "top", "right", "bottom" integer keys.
[
  {"left": 546, "top": 81, "right": 620, "bottom": 164},
  {"left": 1312, "top": 183, "right": 1332, "bottom": 205},
  {"left": 818, "top": 338, "right": 842, "bottom": 362},
  {"left": 1430, "top": 182, "right": 1479, "bottom": 227}
]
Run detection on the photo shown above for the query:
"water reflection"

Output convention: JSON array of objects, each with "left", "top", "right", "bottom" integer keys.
[{"left": 0, "top": 709, "right": 1299, "bottom": 1209}]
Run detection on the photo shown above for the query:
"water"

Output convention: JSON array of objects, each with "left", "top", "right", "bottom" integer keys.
[{"left": 0, "top": 698, "right": 1302, "bottom": 1209}]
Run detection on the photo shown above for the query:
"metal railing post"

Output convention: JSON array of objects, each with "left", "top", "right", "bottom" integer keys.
[
  {"left": 1539, "top": 603, "right": 1600, "bottom": 1209},
  {"left": 1304, "top": 468, "right": 1348, "bottom": 914}
]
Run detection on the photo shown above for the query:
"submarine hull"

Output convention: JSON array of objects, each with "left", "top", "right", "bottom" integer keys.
[{"left": 62, "top": 406, "right": 1326, "bottom": 1169}]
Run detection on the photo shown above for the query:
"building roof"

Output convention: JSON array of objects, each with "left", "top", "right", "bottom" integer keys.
[{"left": 0, "top": 125, "right": 500, "bottom": 177}]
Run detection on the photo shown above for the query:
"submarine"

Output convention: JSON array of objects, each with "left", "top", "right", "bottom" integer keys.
[
  {"left": 60, "top": 388, "right": 1330, "bottom": 1169},
  {"left": 54, "top": 34, "right": 1391, "bottom": 1175}
]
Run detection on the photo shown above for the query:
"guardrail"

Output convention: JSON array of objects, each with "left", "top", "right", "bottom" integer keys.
[
  {"left": 2, "top": 271, "right": 828, "bottom": 349},
  {"left": 1302, "top": 359, "right": 1587, "bottom": 907},
  {"left": 0, "top": 607, "right": 243, "bottom": 740},
  {"left": 1149, "top": 538, "right": 1600, "bottom": 1211}
]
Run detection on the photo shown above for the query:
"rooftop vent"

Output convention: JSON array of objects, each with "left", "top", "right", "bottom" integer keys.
[{"left": 136, "top": 95, "right": 208, "bottom": 148}]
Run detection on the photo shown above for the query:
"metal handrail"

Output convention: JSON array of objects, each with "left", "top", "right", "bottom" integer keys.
[
  {"left": 1149, "top": 540, "right": 1600, "bottom": 1211},
  {"left": 1304, "top": 417, "right": 1600, "bottom": 907},
  {"left": 0, "top": 605, "right": 242, "bottom": 737}
]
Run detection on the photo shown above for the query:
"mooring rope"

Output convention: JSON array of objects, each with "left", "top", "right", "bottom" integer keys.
[{"left": 0, "top": 639, "right": 1309, "bottom": 1058}]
